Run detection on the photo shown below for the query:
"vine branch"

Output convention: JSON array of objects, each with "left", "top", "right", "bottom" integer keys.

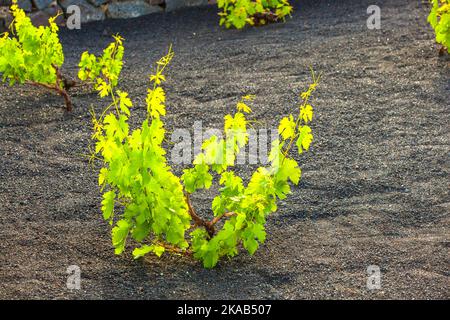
[
  {"left": 185, "top": 192, "right": 236, "bottom": 238},
  {"left": 26, "top": 64, "right": 74, "bottom": 111},
  {"left": 25, "top": 65, "right": 90, "bottom": 112},
  {"left": 155, "top": 241, "right": 192, "bottom": 257},
  {"left": 209, "top": 212, "right": 236, "bottom": 226}
]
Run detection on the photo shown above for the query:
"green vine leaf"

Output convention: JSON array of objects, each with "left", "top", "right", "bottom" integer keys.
[
  {"left": 296, "top": 125, "right": 313, "bottom": 154},
  {"left": 112, "top": 220, "right": 130, "bottom": 255}
]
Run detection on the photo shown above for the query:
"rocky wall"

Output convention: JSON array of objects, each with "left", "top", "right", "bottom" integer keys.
[{"left": 0, "top": 0, "right": 215, "bottom": 32}]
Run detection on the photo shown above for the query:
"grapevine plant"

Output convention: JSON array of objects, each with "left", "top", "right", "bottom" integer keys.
[
  {"left": 218, "top": 0, "right": 293, "bottom": 29},
  {"left": 0, "top": 1, "right": 79, "bottom": 111},
  {"left": 87, "top": 38, "right": 319, "bottom": 268},
  {"left": 428, "top": 0, "right": 450, "bottom": 54}
]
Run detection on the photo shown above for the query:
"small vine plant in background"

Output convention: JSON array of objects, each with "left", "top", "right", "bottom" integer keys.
[
  {"left": 428, "top": 0, "right": 450, "bottom": 54},
  {"left": 86, "top": 37, "right": 319, "bottom": 268},
  {"left": 0, "top": 1, "right": 80, "bottom": 111},
  {"left": 218, "top": 0, "right": 293, "bottom": 29}
]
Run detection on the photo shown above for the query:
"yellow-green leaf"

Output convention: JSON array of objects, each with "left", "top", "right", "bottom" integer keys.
[
  {"left": 296, "top": 125, "right": 313, "bottom": 153},
  {"left": 278, "top": 115, "right": 296, "bottom": 140}
]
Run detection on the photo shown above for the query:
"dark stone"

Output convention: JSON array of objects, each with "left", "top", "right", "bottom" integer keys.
[
  {"left": 106, "top": 0, "right": 162, "bottom": 19},
  {"left": 32, "top": 0, "right": 53, "bottom": 10},
  {"left": 148, "top": 0, "right": 163, "bottom": 5},
  {"left": 0, "top": 6, "right": 12, "bottom": 32},
  {"left": 165, "top": 0, "right": 208, "bottom": 12},
  {"left": 87, "top": 0, "right": 108, "bottom": 7},
  {"left": 0, "top": 17, "right": 5, "bottom": 34},
  {"left": 185, "top": 0, "right": 209, "bottom": 6},
  {"left": 18, "top": 0, "right": 33, "bottom": 12},
  {"left": 29, "top": 10, "right": 51, "bottom": 26},
  {"left": 164, "top": 0, "right": 182, "bottom": 12},
  {"left": 23, "top": 3, "right": 63, "bottom": 26},
  {"left": 57, "top": 0, "right": 82, "bottom": 10},
  {"left": 43, "top": 3, "right": 65, "bottom": 24}
]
